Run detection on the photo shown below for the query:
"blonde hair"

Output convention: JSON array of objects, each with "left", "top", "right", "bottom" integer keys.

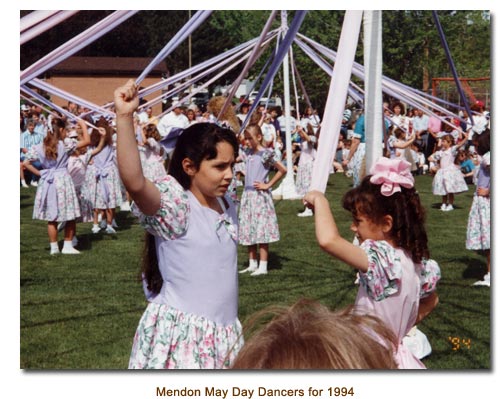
[
  {"left": 207, "top": 96, "right": 241, "bottom": 133},
  {"left": 231, "top": 298, "right": 398, "bottom": 370},
  {"left": 244, "top": 124, "right": 263, "bottom": 144}
]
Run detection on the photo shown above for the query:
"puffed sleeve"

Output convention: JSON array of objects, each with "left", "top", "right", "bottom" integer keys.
[
  {"left": 358, "top": 239, "right": 402, "bottom": 301},
  {"left": 63, "top": 137, "right": 77, "bottom": 154},
  {"left": 416, "top": 259, "right": 441, "bottom": 298},
  {"left": 24, "top": 144, "right": 42, "bottom": 162},
  {"left": 261, "top": 149, "right": 277, "bottom": 169},
  {"left": 131, "top": 175, "right": 190, "bottom": 240}
]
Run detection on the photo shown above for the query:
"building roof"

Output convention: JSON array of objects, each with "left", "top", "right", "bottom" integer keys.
[{"left": 47, "top": 56, "right": 168, "bottom": 76}]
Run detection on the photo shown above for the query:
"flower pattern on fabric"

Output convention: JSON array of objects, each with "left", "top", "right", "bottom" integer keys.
[
  {"left": 261, "top": 149, "right": 277, "bottom": 169},
  {"left": 128, "top": 303, "right": 244, "bottom": 369},
  {"left": 132, "top": 175, "right": 190, "bottom": 240},
  {"left": 416, "top": 259, "right": 441, "bottom": 297},
  {"left": 359, "top": 240, "right": 441, "bottom": 301},
  {"left": 358, "top": 240, "right": 401, "bottom": 301},
  {"left": 215, "top": 213, "right": 238, "bottom": 242}
]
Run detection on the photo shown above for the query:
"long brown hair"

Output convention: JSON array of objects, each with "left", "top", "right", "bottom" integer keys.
[
  {"left": 231, "top": 298, "right": 398, "bottom": 369},
  {"left": 45, "top": 117, "right": 66, "bottom": 160}
]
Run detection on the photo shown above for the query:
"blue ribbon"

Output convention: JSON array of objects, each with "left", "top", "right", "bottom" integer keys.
[
  {"left": 432, "top": 11, "right": 474, "bottom": 126},
  {"left": 242, "top": 11, "right": 308, "bottom": 130}
]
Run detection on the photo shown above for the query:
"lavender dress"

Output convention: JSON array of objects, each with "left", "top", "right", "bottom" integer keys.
[
  {"left": 238, "top": 149, "right": 280, "bottom": 245},
  {"left": 355, "top": 240, "right": 441, "bottom": 369},
  {"left": 84, "top": 145, "right": 123, "bottom": 209},
  {"left": 466, "top": 152, "right": 490, "bottom": 250},
  {"left": 128, "top": 176, "right": 243, "bottom": 369},
  {"left": 26, "top": 139, "right": 81, "bottom": 222}
]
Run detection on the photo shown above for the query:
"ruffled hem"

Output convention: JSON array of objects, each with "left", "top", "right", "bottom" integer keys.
[{"left": 128, "top": 303, "right": 243, "bottom": 369}]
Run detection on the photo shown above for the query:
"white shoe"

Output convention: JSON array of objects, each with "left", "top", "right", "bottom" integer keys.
[
  {"left": 239, "top": 266, "right": 258, "bottom": 274},
  {"left": 21, "top": 181, "right": 29, "bottom": 188},
  {"left": 91, "top": 225, "right": 101, "bottom": 234},
  {"left": 62, "top": 246, "right": 80, "bottom": 255},
  {"left": 120, "top": 201, "right": 131, "bottom": 211},
  {"left": 445, "top": 204, "right": 454, "bottom": 211},
  {"left": 111, "top": 219, "right": 119, "bottom": 228},
  {"left": 50, "top": 247, "right": 60, "bottom": 255},
  {"left": 251, "top": 269, "right": 268, "bottom": 276},
  {"left": 440, "top": 203, "right": 447, "bottom": 211},
  {"left": 30, "top": 180, "right": 38, "bottom": 187},
  {"left": 297, "top": 208, "right": 313, "bottom": 217},
  {"left": 473, "top": 273, "right": 490, "bottom": 287},
  {"left": 105, "top": 225, "right": 117, "bottom": 234}
]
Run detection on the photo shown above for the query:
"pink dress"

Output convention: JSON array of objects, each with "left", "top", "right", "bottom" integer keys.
[{"left": 354, "top": 239, "right": 441, "bottom": 369}]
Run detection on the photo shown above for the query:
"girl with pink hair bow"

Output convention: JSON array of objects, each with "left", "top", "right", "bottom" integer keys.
[{"left": 304, "top": 157, "right": 441, "bottom": 369}]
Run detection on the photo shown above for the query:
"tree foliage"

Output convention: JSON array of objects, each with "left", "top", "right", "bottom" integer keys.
[{"left": 20, "top": 10, "right": 490, "bottom": 113}]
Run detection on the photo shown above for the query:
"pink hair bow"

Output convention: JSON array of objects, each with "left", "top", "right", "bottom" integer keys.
[{"left": 369, "top": 157, "right": 414, "bottom": 196}]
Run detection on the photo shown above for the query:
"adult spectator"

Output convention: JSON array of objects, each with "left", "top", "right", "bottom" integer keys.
[
  {"left": 20, "top": 118, "right": 44, "bottom": 186},
  {"left": 156, "top": 102, "right": 189, "bottom": 138}
]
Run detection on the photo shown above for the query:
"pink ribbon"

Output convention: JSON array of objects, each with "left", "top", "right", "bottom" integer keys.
[{"left": 369, "top": 157, "right": 414, "bottom": 196}]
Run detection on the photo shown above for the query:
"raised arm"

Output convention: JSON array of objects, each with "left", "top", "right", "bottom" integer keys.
[
  {"left": 88, "top": 127, "right": 107, "bottom": 157},
  {"left": 75, "top": 119, "right": 91, "bottom": 149},
  {"left": 114, "top": 80, "right": 160, "bottom": 215},
  {"left": 303, "top": 190, "right": 369, "bottom": 272}
]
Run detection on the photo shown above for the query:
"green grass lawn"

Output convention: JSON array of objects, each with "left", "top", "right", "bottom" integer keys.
[{"left": 20, "top": 173, "right": 490, "bottom": 369}]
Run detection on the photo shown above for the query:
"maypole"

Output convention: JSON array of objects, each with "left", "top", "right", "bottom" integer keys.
[
  {"left": 272, "top": 10, "right": 301, "bottom": 200},
  {"left": 363, "top": 10, "right": 384, "bottom": 171}
]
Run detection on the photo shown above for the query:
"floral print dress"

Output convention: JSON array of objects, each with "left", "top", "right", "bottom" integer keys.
[
  {"left": 238, "top": 149, "right": 280, "bottom": 245},
  {"left": 128, "top": 176, "right": 243, "bottom": 369},
  {"left": 355, "top": 239, "right": 441, "bottom": 369},
  {"left": 26, "top": 139, "right": 81, "bottom": 222}
]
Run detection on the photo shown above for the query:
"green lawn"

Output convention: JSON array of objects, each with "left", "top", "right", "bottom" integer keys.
[{"left": 20, "top": 173, "right": 490, "bottom": 369}]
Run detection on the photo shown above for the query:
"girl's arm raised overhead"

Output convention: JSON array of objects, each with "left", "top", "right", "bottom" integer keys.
[
  {"left": 303, "top": 190, "right": 369, "bottom": 273},
  {"left": 89, "top": 127, "right": 107, "bottom": 158},
  {"left": 114, "top": 80, "right": 160, "bottom": 215},
  {"left": 75, "top": 119, "right": 91, "bottom": 149}
]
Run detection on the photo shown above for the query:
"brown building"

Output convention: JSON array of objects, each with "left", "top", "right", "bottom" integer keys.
[{"left": 44, "top": 56, "right": 169, "bottom": 115}]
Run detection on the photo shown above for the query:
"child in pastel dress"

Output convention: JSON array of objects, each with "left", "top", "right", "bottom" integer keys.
[
  {"left": 428, "top": 133, "right": 468, "bottom": 211},
  {"left": 238, "top": 124, "right": 287, "bottom": 276},
  {"left": 295, "top": 122, "right": 317, "bottom": 217},
  {"left": 466, "top": 130, "right": 491, "bottom": 286},
  {"left": 114, "top": 80, "right": 243, "bottom": 369},
  {"left": 140, "top": 123, "right": 167, "bottom": 183},
  {"left": 304, "top": 158, "right": 441, "bottom": 369},
  {"left": 23, "top": 118, "right": 90, "bottom": 255},
  {"left": 84, "top": 118, "right": 123, "bottom": 234}
]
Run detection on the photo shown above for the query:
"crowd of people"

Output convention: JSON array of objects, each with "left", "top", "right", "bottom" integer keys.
[{"left": 20, "top": 81, "right": 490, "bottom": 370}]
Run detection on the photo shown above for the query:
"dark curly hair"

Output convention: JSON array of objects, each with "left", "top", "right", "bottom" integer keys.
[{"left": 342, "top": 175, "right": 430, "bottom": 262}]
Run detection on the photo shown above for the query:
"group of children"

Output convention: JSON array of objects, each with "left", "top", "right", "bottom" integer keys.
[{"left": 21, "top": 83, "right": 490, "bottom": 370}]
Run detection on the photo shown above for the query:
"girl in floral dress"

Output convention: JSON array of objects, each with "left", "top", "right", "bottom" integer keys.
[
  {"left": 467, "top": 130, "right": 491, "bottom": 286},
  {"left": 139, "top": 123, "right": 167, "bottom": 183},
  {"left": 238, "top": 124, "right": 287, "bottom": 276},
  {"left": 114, "top": 80, "right": 243, "bottom": 369},
  {"left": 23, "top": 118, "right": 90, "bottom": 255},
  {"left": 428, "top": 133, "right": 468, "bottom": 211},
  {"left": 304, "top": 158, "right": 441, "bottom": 369},
  {"left": 84, "top": 118, "right": 123, "bottom": 234}
]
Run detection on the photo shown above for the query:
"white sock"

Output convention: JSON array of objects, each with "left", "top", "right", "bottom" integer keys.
[
  {"left": 21, "top": 179, "right": 27, "bottom": 185},
  {"left": 249, "top": 259, "right": 258, "bottom": 269},
  {"left": 258, "top": 260, "right": 268, "bottom": 272},
  {"left": 50, "top": 242, "right": 59, "bottom": 251},
  {"left": 93, "top": 223, "right": 99, "bottom": 229},
  {"left": 63, "top": 240, "right": 74, "bottom": 249}
]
